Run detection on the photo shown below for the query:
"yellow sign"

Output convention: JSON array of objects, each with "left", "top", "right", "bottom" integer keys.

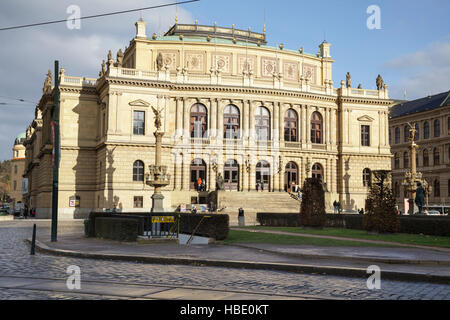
[{"left": 152, "top": 216, "right": 175, "bottom": 223}]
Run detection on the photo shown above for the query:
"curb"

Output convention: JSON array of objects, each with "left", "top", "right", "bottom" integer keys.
[
  {"left": 25, "top": 239, "right": 450, "bottom": 285},
  {"left": 231, "top": 244, "right": 450, "bottom": 266}
]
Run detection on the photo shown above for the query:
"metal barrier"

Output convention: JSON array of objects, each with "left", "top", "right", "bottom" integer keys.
[{"left": 141, "top": 214, "right": 180, "bottom": 239}]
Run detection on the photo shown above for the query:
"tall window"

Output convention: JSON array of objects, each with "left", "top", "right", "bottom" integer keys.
[
  {"left": 434, "top": 147, "right": 440, "bottom": 165},
  {"left": 389, "top": 128, "right": 392, "bottom": 145},
  {"left": 311, "top": 112, "right": 323, "bottom": 144},
  {"left": 424, "top": 122, "right": 430, "bottom": 139},
  {"left": 414, "top": 123, "right": 420, "bottom": 141},
  {"left": 394, "top": 153, "right": 400, "bottom": 169},
  {"left": 361, "top": 125, "right": 370, "bottom": 146},
  {"left": 404, "top": 125, "right": 409, "bottom": 143},
  {"left": 434, "top": 119, "right": 441, "bottom": 137},
  {"left": 312, "top": 163, "right": 323, "bottom": 181},
  {"left": 448, "top": 117, "right": 450, "bottom": 133},
  {"left": 423, "top": 149, "right": 429, "bottom": 167},
  {"left": 284, "top": 109, "right": 298, "bottom": 142},
  {"left": 395, "top": 127, "right": 400, "bottom": 144},
  {"left": 363, "top": 168, "right": 371, "bottom": 187},
  {"left": 255, "top": 106, "right": 270, "bottom": 141},
  {"left": 403, "top": 152, "right": 409, "bottom": 169},
  {"left": 190, "top": 103, "right": 208, "bottom": 138},
  {"left": 434, "top": 179, "right": 440, "bottom": 197},
  {"left": 133, "top": 111, "right": 145, "bottom": 135},
  {"left": 223, "top": 105, "right": 240, "bottom": 139},
  {"left": 133, "top": 160, "right": 145, "bottom": 182}
]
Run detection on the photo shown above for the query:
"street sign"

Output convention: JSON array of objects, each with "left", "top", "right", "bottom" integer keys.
[{"left": 152, "top": 216, "right": 175, "bottom": 223}]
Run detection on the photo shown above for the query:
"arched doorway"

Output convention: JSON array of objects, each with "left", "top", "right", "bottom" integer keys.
[
  {"left": 224, "top": 159, "right": 239, "bottom": 191},
  {"left": 312, "top": 163, "right": 323, "bottom": 181},
  {"left": 256, "top": 161, "right": 270, "bottom": 190},
  {"left": 285, "top": 162, "right": 298, "bottom": 192},
  {"left": 190, "top": 158, "right": 207, "bottom": 190}
]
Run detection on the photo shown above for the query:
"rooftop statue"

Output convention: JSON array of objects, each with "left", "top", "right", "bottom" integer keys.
[
  {"left": 43, "top": 70, "right": 53, "bottom": 94},
  {"left": 116, "top": 49, "right": 124, "bottom": 67},
  {"left": 346, "top": 72, "right": 351, "bottom": 88},
  {"left": 376, "top": 74, "right": 384, "bottom": 90}
]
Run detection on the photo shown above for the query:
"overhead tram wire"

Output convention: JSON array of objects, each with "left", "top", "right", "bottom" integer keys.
[
  {"left": 0, "top": 95, "right": 37, "bottom": 105},
  {"left": 0, "top": 0, "right": 200, "bottom": 32}
]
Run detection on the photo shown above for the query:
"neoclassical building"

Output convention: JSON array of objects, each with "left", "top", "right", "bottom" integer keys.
[
  {"left": 10, "top": 133, "right": 26, "bottom": 209},
  {"left": 389, "top": 91, "right": 450, "bottom": 212},
  {"left": 23, "top": 20, "right": 392, "bottom": 219}
]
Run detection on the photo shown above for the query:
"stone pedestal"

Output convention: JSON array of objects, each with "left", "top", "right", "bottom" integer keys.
[{"left": 151, "top": 193, "right": 165, "bottom": 213}]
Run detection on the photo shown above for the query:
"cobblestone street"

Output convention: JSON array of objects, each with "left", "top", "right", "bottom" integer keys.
[{"left": 1, "top": 220, "right": 449, "bottom": 300}]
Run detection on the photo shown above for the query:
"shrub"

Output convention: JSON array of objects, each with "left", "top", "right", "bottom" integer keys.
[
  {"left": 399, "top": 216, "right": 450, "bottom": 237},
  {"left": 94, "top": 217, "right": 139, "bottom": 242},
  {"left": 257, "top": 213, "right": 299, "bottom": 227},
  {"left": 299, "top": 178, "right": 327, "bottom": 228},
  {"left": 363, "top": 171, "right": 400, "bottom": 233},
  {"left": 178, "top": 213, "right": 229, "bottom": 240}
]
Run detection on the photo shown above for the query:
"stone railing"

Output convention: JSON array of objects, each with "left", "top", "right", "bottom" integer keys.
[{"left": 61, "top": 75, "right": 97, "bottom": 87}]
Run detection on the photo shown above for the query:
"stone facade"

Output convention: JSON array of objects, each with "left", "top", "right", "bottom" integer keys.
[
  {"left": 10, "top": 133, "right": 26, "bottom": 209},
  {"left": 389, "top": 91, "right": 450, "bottom": 212},
  {"left": 22, "top": 21, "right": 392, "bottom": 219}
]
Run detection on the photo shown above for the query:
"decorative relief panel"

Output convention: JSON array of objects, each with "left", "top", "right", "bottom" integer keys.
[
  {"left": 185, "top": 51, "right": 205, "bottom": 73},
  {"left": 238, "top": 55, "right": 256, "bottom": 74},
  {"left": 302, "top": 63, "right": 317, "bottom": 84},
  {"left": 157, "top": 51, "right": 178, "bottom": 71},
  {"left": 261, "top": 57, "right": 279, "bottom": 78},
  {"left": 212, "top": 53, "right": 232, "bottom": 74},
  {"left": 283, "top": 61, "right": 299, "bottom": 82}
]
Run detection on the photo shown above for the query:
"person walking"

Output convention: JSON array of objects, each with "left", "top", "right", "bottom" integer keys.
[
  {"left": 256, "top": 181, "right": 260, "bottom": 192},
  {"left": 261, "top": 181, "right": 265, "bottom": 192},
  {"left": 337, "top": 201, "right": 341, "bottom": 214},
  {"left": 333, "top": 200, "right": 338, "bottom": 214}
]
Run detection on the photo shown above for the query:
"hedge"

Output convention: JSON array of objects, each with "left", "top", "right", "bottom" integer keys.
[
  {"left": 88, "top": 212, "right": 229, "bottom": 241},
  {"left": 94, "top": 217, "right": 139, "bottom": 242},
  {"left": 257, "top": 212, "right": 450, "bottom": 237}
]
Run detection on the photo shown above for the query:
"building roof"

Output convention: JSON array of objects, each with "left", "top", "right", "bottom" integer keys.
[{"left": 390, "top": 90, "right": 450, "bottom": 119}]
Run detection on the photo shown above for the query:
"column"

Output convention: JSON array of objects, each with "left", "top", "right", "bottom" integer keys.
[
  {"left": 279, "top": 103, "right": 284, "bottom": 144},
  {"left": 331, "top": 108, "right": 336, "bottom": 147},
  {"left": 327, "top": 108, "right": 332, "bottom": 145},
  {"left": 243, "top": 100, "right": 249, "bottom": 142},
  {"left": 249, "top": 102, "right": 255, "bottom": 146},
  {"left": 301, "top": 105, "right": 307, "bottom": 145},
  {"left": 217, "top": 100, "right": 224, "bottom": 143},
  {"left": 273, "top": 102, "right": 279, "bottom": 150},
  {"left": 210, "top": 98, "right": 217, "bottom": 139},
  {"left": 306, "top": 106, "right": 311, "bottom": 145},
  {"left": 176, "top": 97, "right": 182, "bottom": 137},
  {"left": 324, "top": 107, "right": 329, "bottom": 147},
  {"left": 182, "top": 154, "right": 190, "bottom": 191},
  {"left": 183, "top": 98, "right": 190, "bottom": 139},
  {"left": 164, "top": 96, "right": 169, "bottom": 134}
]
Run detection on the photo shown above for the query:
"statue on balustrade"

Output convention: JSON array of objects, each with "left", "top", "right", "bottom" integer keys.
[{"left": 376, "top": 74, "right": 384, "bottom": 90}]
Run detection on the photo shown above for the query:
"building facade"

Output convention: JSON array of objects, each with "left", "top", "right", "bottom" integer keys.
[
  {"left": 23, "top": 20, "right": 392, "bottom": 219},
  {"left": 389, "top": 91, "right": 450, "bottom": 212},
  {"left": 10, "top": 133, "right": 26, "bottom": 209}
]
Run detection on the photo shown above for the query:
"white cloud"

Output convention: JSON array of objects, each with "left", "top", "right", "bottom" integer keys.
[{"left": 383, "top": 40, "right": 450, "bottom": 100}]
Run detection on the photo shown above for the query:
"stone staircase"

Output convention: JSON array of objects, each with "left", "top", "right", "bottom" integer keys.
[{"left": 216, "top": 191, "right": 300, "bottom": 226}]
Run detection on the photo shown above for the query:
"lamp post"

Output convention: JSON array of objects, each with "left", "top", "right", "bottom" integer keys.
[{"left": 146, "top": 106, "right": 170, "bottom": 212}]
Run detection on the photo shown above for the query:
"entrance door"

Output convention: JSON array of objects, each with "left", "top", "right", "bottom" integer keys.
[
  {"left": 190, "top": 159, "right": 207, "bottom": 190},
  {"left": 256, "top": 161, "right": 270, "bottom": 190},
  {"left": 224, "top": 159, "right": 239, "bottom": 191},
  {"left": 285, "top": 162, "right": 298, "bottom": 192}
]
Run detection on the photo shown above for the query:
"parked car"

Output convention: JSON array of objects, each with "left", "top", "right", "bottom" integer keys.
[{"left": 426, "top": 210, "right": 442, "bottom": 216}]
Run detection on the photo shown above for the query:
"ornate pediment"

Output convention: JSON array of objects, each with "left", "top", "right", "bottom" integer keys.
[
  {"left": 129, "top": 99, "right": 150, "bottom": 107},
  {"left": 357, "top": 115, "right": 375, "bottom": 122}
]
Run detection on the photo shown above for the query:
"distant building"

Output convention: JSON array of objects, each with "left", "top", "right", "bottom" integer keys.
[
  {"left": 389, "top": 91, "right": 450, "bottom": 212},
  {"left": 11, "top": 133, "right": 26, "bottom": 209},
  {"left": 23, "top": 20, "right": 392, "bottom": 219}
]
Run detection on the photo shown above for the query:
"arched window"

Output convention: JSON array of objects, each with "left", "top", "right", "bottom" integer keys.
[
  {"left": 434, "top": 119, "right": 441, "bottom": 137},
  {"left": 434, "top": 179, "right": 440, "bottom": 198},
  {"left": 285, "top": 162, "right": 298, "bottom": 192},
  {"left": 311, "top": 112, "right": 323, "bottom": 144},
  {"left": 224, "top": 159, "right": 239, "bottom": 190},
  {"left": 190, "top": 103, "right": 208, "bottom": 138},
  {"left": 394, "top": 182, "right": 400, "bottom": 198},
  {"left": 256, "top": 160, "right": 270, "bottom": 190},
  {"left": 255, "top": 107, "right": 270, "bottom": 141},
  {"left": 395, "top": 127, "right": 400, "bottom": 144},
  {"left": 414, "top": 123, "right": 420, "bottom": 141},
  {"left": 284, "top": 109, "right": 298, "bottom": 142},
  {"left": 394, "top": 153, "right": 400, "bottom": 169},
  {"left": 133, "top": 160, "right": 145, "bottom": 182},
  {"left": 403, "top": 151, "right": 409, "bottom": 169},
  {"left": 404, "top": 126, "right": 409, "bottom": 143},
  {"left": 423, "top": 149, "right": 429, "bottom": 167},
  {"left": 363, "top": 168, "right": 371, "bottom": 187},
  {"left": 424, "top": 122, "right": 430, "bottom": 139},
  {"left": 312, "top": 163, "right": 323, "bottom": 181},
  {"left": 190, "top": 158, "right": 207, "bottom": 190},
  {"left": 223, "top": 105, "right": 240, "bottom": 139},
  {"left": 433, "top": 147, "right": 440, "bottom": 166}
]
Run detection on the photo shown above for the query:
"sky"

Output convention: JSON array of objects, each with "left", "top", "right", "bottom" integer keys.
[{"left": 0, "top": 0, "right": 449, "bottom": 161}]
